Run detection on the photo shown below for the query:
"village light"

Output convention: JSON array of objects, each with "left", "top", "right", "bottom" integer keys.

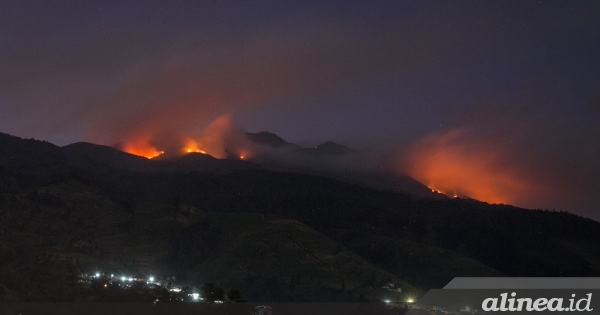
[
  {"left": 121, "top": 276, "right": 126, "bottom": 281},
  {"left": 384, "top": 300, "right": 391, "bottom": 304},
  {"left": 149, "top": 277, "right": 155, "bottom": 282},
  {"left": 192, "top": 293, "right": 199, "bottom": 300},
  {"left": 95, "top": 273, "right": 100, "bottom": 278},
  {"left": 128, "top": 277, "right": 133, "bottom": 282}
]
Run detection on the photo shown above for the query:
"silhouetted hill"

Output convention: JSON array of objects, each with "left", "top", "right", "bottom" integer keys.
[
  {"left": 1, "top": 132, "right": 600, "bottom": 302},
  {"left": 63, "top": 142, "right": 161, "bottom": 173},
  {"left": 304, "top": 141, "right": 354, "bottom": 156},
  {"left": 62, "top": 142, "right": 261, "bottom": 175},
  {"left": 246, "top": 131, "right": 299, "bottom": 149},
  {"left": 162, "top": 152, "right": 262, "bottom": 174},
  {"left": 244, "top": 131, "right": 437, "bottom": 198}
]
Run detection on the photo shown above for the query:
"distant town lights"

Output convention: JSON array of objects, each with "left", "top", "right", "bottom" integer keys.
[
  {"left": 149, "top": 277, "right": 155, "bottom": 282},
  {"left": 192, "top": 293, "right": 199, "bottom": 300},
  {"left": 121, "top": 276, "right": 126, "bottom": 281},
  {"left": 95, "top": 273, "right": 100, "bottom": 278}
]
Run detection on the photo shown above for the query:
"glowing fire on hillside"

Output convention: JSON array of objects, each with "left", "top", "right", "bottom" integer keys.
[
  {"left": 183, "top": 139, "right": 207, "bottom": 154},
  {"left": 122, "top": 142, "right": 164, "bottom": 159},
  {"left": 401, "top": 129, "right": 532, "bottom": 206},
  {"left": 117, "top": 115, "right": 241, "bottom": 159}
]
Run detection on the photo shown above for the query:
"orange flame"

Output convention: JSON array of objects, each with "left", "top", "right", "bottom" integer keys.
[
  {"left": 401, "top": 130, "right": 531, "bottom": 205},
  {"left": 122, "top": 140, "right": 164, "bottom": 159},
  {"left": 238, "top": 150, "right": 250, "bottom": 160},
  {"left": 118, "top": 115, "right": 245, "bottom": 159},
  {"left": 183, "top": 138, "right": 207, "bottom": 154}
]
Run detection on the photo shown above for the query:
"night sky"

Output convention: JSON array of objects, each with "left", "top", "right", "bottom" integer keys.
[{"left": 1, "top": 1, "right": 599, "bottom": 217}]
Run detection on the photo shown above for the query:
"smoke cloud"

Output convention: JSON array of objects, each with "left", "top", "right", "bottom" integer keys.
[{"left": 400, "top": 129, "right": 535, "bottom": 205}]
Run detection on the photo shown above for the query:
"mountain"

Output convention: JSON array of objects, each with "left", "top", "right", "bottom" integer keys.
[
  {"left": 244, "top": 132, "right": 439, "bottom": 198},
  {"left": 158, "top": 152, "right": 262, "bottom": 174},
  {"left": 62, "top": 142, "right": 261, "bottom": 175},
  {"left": 1, "top": 132, "right": 600, "bottom": 302},
  {"left": 245, "top": 131, "right": 299, "bottom": 149},
  {"left": 63, "top": 142, "right": 162, "bottom": 173},
  {"left": 304, "top": 141, "right": 354, "bottom": 156},
  {"left": 245, "top": 132, "right": 353, "bottom": 155}
]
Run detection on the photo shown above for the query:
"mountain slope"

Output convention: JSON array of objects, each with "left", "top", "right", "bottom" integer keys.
[
  {"left": 1, "top": 132, "right": 600, "bottom": 302},
  {"left": 169, "top": 213, "right": 417, "bottom": 301},
  {"left": 62, "top": 142, "right": 261, "bottom": 174}
]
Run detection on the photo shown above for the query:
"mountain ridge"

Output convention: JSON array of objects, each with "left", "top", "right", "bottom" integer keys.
[{"left": 1, "top": 131, "right": 599, "bottom": 302}]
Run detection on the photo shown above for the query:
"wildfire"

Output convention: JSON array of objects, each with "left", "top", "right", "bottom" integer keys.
[
  {"left": 401, "top": 130, "right": 531, "bottom": 205},
  {"left": 186, "top": 148, "right": 207, "bottom": 154},
  {"left": 183, "top": 138, "right": 207, "bottom": 155},
  {"left": 148, "top": 151, "right": 165, "bottom": 159},
  {"left": 122, "top": 142, "right": 164, "bottom": 159},
  {"left": 238, "top": 150, "right": 250, "bottom": 160},
  {"left": 117, "top": 115, "right": 254, "bottom": 161}
]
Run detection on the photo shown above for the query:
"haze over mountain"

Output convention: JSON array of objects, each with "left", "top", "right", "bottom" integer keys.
[
  {"left": 63, "top": 130, "right": 440, "bottom": 199},
  {"left": 1, "top": 131, "right": 600, "bottom": 302}
]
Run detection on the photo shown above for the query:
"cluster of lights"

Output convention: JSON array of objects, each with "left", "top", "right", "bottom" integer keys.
[
  {"left": 86, "top": 272, "right": 159, "bottom": 289},
  {"left": 384, "top": 299, "right": 415, "bottom": 304}
]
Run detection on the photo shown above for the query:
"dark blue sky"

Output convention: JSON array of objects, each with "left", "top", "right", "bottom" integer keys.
[{"left": 1, "top": 0, "right": 599, "bottom": 216}]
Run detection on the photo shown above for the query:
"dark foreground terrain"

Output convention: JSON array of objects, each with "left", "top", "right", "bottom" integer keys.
[{"left": 1, "top": 132, "right": 599, "bottom": 302}]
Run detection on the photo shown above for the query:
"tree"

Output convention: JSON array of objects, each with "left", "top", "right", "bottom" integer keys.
[
  {"left": 227, "top": 289, "right": 244, "bottom": 302},
  {"left": 201, "top": 283, "right": 225, "bottom": 302}
]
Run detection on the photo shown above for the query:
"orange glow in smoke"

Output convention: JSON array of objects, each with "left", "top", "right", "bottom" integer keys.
[
  {"left": 238, "top": 148, "right": 253, "bottom": 160},
  {"left": 401, "top": 130, "right": 531, "bottom": 205},
  {"left": 122, "top": 141, "right": 164, "bottom": 159},
  {"left": 183, "top": 138, "right": 207, "bottom": 154}
]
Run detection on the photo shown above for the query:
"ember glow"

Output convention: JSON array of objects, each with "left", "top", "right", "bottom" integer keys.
[
  {"left": 183, "top": 138, "right": 207, "bottom": 155},
  {"left": 401, "top": 130, "right": 532, "bottom": 205},
  {"left": 238, "top": 150, "right": 250, "bottom": 160},
  {"left": 122, "top": 140, "right": 164, "bottom": 159},
  {"left": 117, "top": 115, "right": 250, "bottom": 160}
]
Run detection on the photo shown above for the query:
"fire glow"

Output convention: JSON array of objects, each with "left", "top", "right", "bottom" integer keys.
[
  {"left": 401, "top": 130, "right": 531, "bottom": 205},
  {"left": 118, "top": 115, "right": 242, "bottom": 159},
  {"left": 122, "top": 141, "right": 164, "bottom": 159},
  {"left": 183, "top": 138, "right": 207, "bottom": 154}
]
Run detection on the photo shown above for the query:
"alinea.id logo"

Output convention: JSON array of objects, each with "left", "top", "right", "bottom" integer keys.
[{"left": 482, "top": 292, "right": 593, "bottom": 312}]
